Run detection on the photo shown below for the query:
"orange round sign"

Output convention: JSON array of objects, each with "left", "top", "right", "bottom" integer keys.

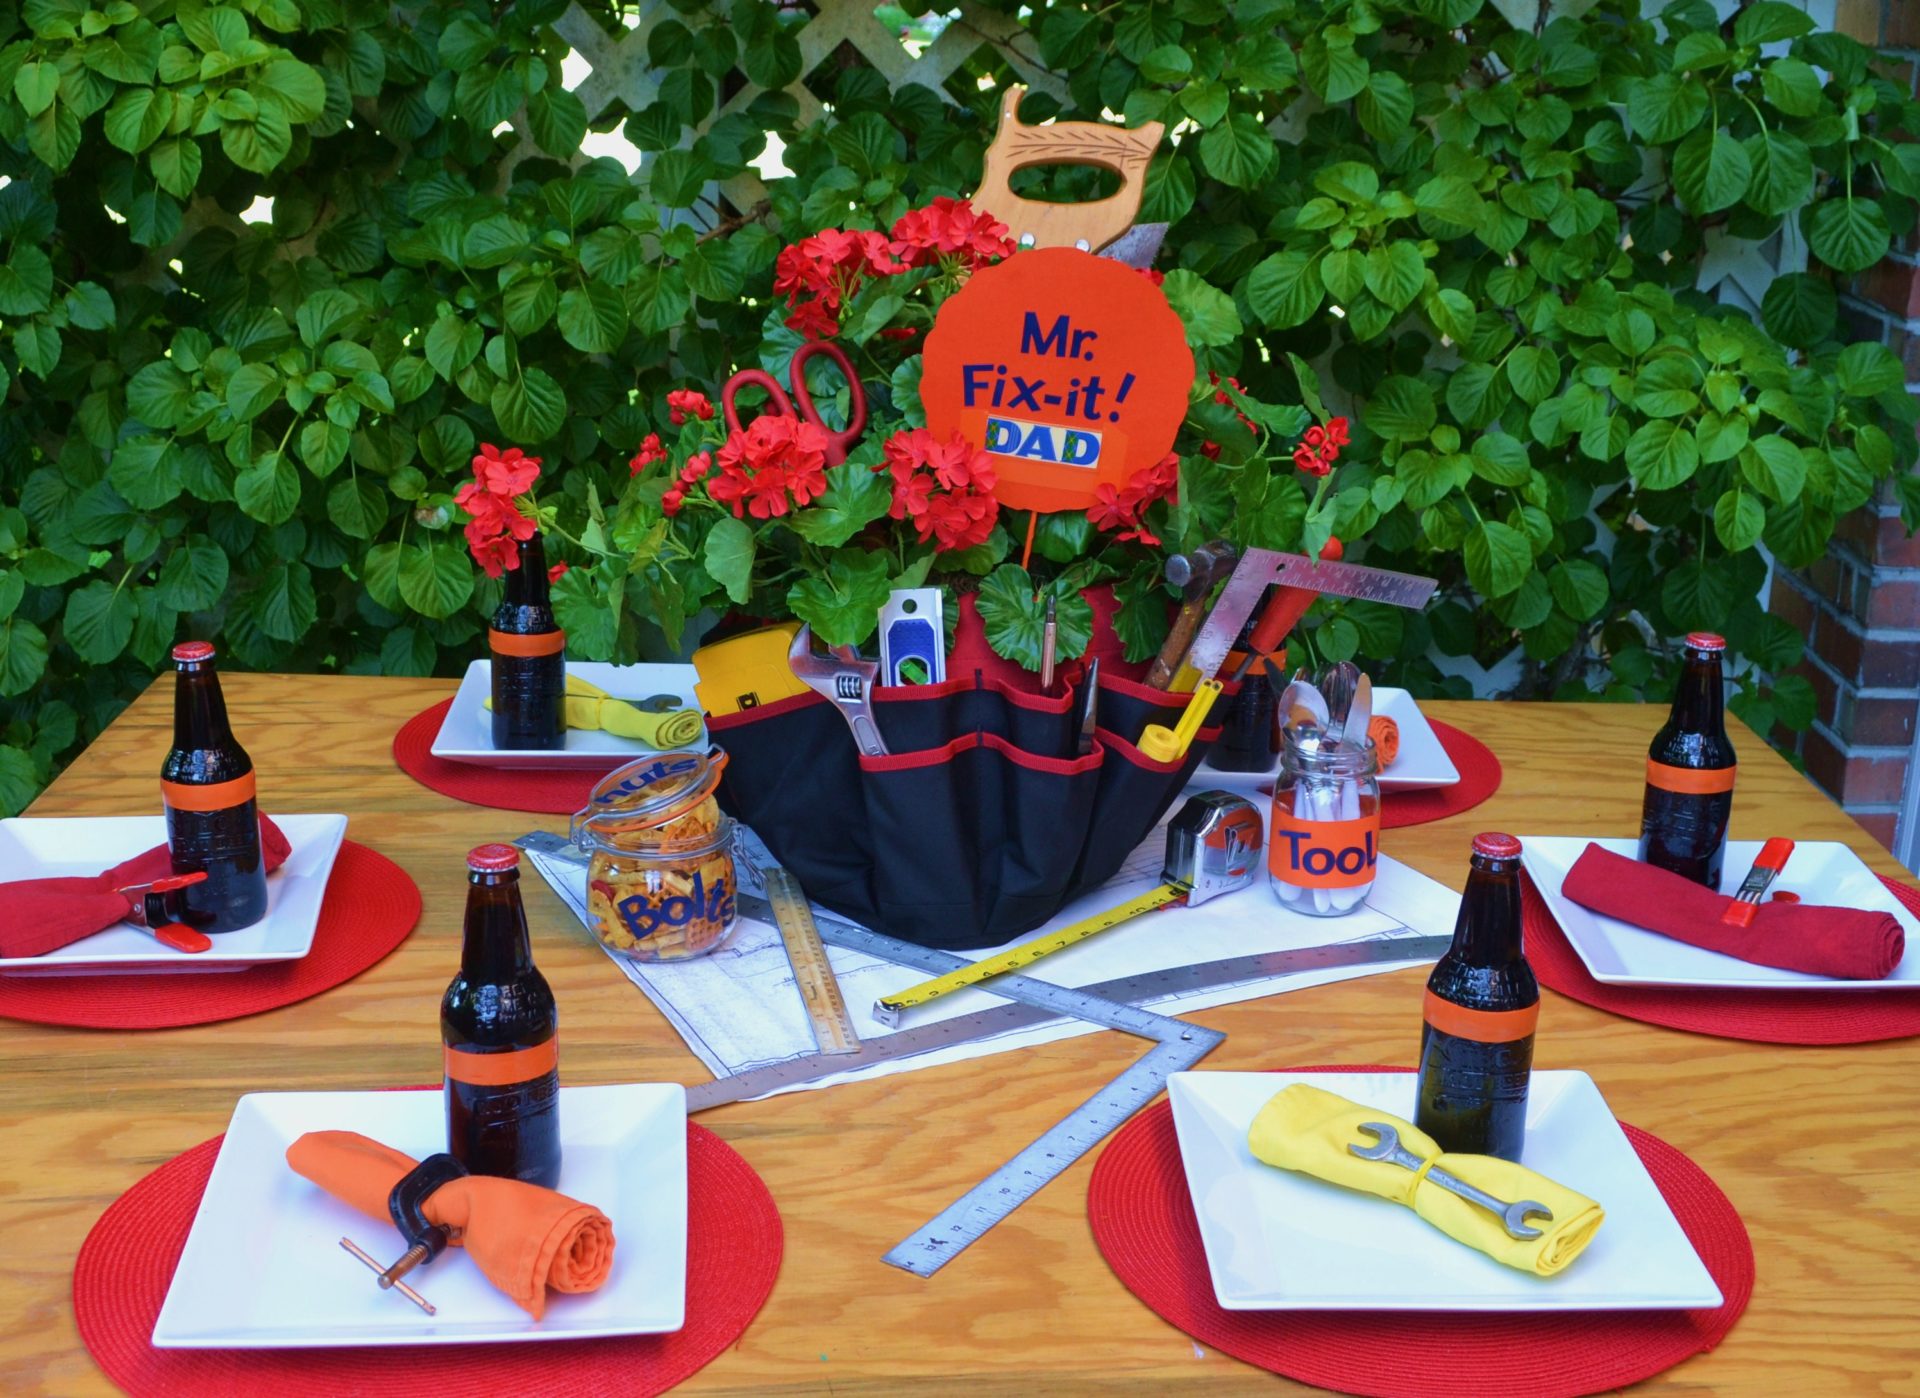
[{"left": 920, "top": 247, "right": 1194, "bottom": 513}]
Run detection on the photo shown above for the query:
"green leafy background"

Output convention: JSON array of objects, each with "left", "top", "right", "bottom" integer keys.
[{"left": 2, "top": 0, "right": 1917, "bottom": 813}]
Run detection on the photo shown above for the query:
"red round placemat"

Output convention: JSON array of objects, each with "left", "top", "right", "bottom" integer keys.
[
  {"left": 1089, "top": 1065, "right": 1753, "bottom": 1398},
  {"left": 394, "top": 698, "right": 605, "bottom": 814},
  {"left": 75, "top": 1119, "right": 781, "bottom": 1397},
  {"left": 0, "top": 842, "right": 419, "bottom": 1030},
  {"left": 1381, "top": 719, "right": 1501, "bottom": 829},
  {"left": 1526, "top": 872, "right": 1920, "bottom": 1044}
]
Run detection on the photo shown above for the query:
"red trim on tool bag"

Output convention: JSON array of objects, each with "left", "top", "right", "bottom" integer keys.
[
  {"left": 1097, "top": 723, "right": 1225, "bottom": 772},
  {"left": 871, "top": 672, "right": 1074, "bottom": 713},
  {"left": 703, "top": 689, "right": 824, "bottom": 730},
  {"left": 857, "top": 729, "right": 1105, "bottom": 776}
]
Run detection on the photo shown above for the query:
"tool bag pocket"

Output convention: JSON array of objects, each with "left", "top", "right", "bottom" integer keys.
[{"left": 706, "top": 670, "right": 1217, "bottom": 949}]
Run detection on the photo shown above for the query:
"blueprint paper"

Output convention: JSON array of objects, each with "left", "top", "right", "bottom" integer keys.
[{"left": 524, "top": 819, "right": 1458, "bottom": 1100}]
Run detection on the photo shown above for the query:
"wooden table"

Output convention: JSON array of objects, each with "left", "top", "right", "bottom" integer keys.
[{"left": 4, "top": 676, "right": 1915, "bottom": 1395}]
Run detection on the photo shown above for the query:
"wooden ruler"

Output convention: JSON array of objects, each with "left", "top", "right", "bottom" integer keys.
[{"left": 763, "top": 865, "right": 861, "bottom": 1055}]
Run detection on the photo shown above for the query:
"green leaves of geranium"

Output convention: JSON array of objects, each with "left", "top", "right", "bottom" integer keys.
[{"left": 975, "top": 565, "right": 1094, "bottom": 672}]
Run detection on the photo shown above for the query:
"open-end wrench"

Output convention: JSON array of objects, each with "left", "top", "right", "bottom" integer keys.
[
  {"left": 1348, "top": 1122, "right": 1554, "bottom": 1241},
  {"left": 787, "top": 623, "right": 888, "bottom": 757}
]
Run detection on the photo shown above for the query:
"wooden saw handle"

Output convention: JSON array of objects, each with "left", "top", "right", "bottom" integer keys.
[{"left": 973, "top": 85, "right": 1164, "bottom": 255}]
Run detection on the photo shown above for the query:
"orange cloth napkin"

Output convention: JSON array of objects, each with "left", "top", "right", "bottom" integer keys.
[{"left": 286, "top": 1130, "right": 615, "bottom": 1319}]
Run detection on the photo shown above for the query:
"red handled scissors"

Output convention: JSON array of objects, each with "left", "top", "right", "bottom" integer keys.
[{"left": 720, "top": 340, "right": 868, "bottom": 467}]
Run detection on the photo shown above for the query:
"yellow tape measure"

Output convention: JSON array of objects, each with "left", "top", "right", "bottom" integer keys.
[
  {"left": 765, "top": 867, "right": 862, "bottom": 1055},
  {"left": 872, "top": 882, "right": 1189, "bottom": 1028}
]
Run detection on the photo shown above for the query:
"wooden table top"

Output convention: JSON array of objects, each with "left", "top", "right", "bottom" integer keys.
[{"left": 5, "top": 675, "right": 1915, "bottom": 1395}]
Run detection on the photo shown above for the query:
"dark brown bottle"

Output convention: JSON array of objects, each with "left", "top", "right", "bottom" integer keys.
[
  {"left": 490, "top": 529, "right": 566, "bottom": 750},
  {"left": 1211, "top": 587, "right": 1281, "bottom": 773},
  {"left": 1415, "top": 832, "right": 1538, "bottom": 1161},
  {"left": 161, "top": 641, "right": 268, "bottom": 932},
  {"left": 442, "top": 844, "right": 561, "bottom": 1187},
  {"left": 1638, "top": 632, "right": 1736, "bottom": 888}
]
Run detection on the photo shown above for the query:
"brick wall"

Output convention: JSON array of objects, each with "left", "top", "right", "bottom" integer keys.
[{"left": 1770, "top": 0, "right": 1920, "bottom": 866}]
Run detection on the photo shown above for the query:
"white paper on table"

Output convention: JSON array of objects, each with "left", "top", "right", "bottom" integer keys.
[{"left": 525, "top": 818, "right": 1459, "bottom": 1100}]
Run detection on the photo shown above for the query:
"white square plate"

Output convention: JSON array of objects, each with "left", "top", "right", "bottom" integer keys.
[
  {"left": 1192, "top": 687, "right": 1459, "bottom": 793},
  {"left": 1167, "top": 1069, "right": 1721, "bottom": 1312},
  {"left": 153, "top": 1084, "right": 688, "bottom": 1348},
  {"left": 431, "top": 660, "right": 707, "bottom": 769},
  {"left": 0, "top": 814, "right": 347, "bottom": 975},
  {"left": 1520, "top": 835, "right": 1919, "bottom": 991}
]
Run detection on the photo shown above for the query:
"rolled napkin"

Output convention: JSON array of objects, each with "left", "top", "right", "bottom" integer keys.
[
  {"left": 1248, "top": 1083, "right": 1605, "bottom": 1277},
  {"left": 0, "top": 815, "right": 291, "bottom": 959},
  {"left": 286, "top": 1130, "right": 614, "bottom": 1319},
  {"left": 1561, "top": 842, "right": 1904, "bottom": 980}
]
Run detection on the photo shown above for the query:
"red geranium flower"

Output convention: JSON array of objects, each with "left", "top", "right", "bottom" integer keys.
[
  {"left": 667, "top": 389, "right": 714, "bottom": 425},
  {"left": 874, "top": 427, "right": 1001, "bottom": 552},
  {"left": 891, "top": 197, "right": 1014, "bottom": 270},
  {"left": 710, "top": 414, "right": 832, "bottom": 520},
  {"left": 548, "top": 561, "right": 569, "bottom": 584},
  {"left": 1292, "top": 415, "right": 1349, "bottom": 477},
  {"left": 629, "top": 433, "right": 668, "bottom": 476},
  {"left": 472, "top": 443, "right": 541, "bottom": 498}
]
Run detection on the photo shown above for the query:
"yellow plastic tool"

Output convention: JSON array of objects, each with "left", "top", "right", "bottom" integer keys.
[
  {"left": 691, "top": 621, "right": 808, "bottom": 717},
  {"left": 1138, "top": 678, "right": 1223, "bottom": 763},
  {"left": 485, "top": 674, "right": 703, "bottom": 747}
]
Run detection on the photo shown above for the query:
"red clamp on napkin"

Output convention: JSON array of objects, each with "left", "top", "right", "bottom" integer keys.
[
  {"left": 287, "top": 1131, "right": 615, "bottom": 1319},
  {"left": 0, "top": 816, "right": 291, "bottom": 959},
  {"left": 1560, "top": 843, "right": 1904, "bottom": 980}
]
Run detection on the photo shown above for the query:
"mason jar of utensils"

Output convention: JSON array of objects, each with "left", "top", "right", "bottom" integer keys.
[{"left": 1269, "top": 662, "right": 1380, "bottom": 915}]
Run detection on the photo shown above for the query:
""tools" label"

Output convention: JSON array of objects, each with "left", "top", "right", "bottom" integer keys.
[{"left": 1267, "top": 811, "right": 1380, "bottom": 889}]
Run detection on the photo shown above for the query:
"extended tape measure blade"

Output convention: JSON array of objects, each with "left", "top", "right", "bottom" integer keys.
[
  {"left": 764, "top": 867, "right": 861, "bottom": 1056},
  {"left": 873, "top": 882, "right": 1186, "bottom": 1028}
]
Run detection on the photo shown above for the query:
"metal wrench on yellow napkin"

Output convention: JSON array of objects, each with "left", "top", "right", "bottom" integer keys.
[{"left": 1248, "top": 1083, "right": 1605, "bottom": 1276}]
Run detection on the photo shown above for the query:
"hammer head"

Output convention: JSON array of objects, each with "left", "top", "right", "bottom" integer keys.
[{"left": 1164, "top": 539, "right": 1239, "bottom": 593}]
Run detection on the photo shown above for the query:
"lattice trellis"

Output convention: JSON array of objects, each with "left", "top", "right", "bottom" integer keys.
[{"left": 548, "top": 0, "right": 1066, "bottom": 215}]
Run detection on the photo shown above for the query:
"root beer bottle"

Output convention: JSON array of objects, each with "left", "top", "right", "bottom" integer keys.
[
  {"left": 1416, "top": 833, "right": 1537, "bottom": 1162},
  {"left": 490, "top": 530, "right": 565, "bottom": 750},
  {"left": 443, "top": 844, "right": 561, "bottom": 1187},
  {"left": 161, "top": 641, "right": 268, "bottom": 932},
  {"left": 1639, "top": 632, "right": 1736, "bottom": 888}
]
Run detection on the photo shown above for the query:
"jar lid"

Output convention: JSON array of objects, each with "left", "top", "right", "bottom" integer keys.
[
  {"left": 1472, "top": 832, "right": 1522, "bottom": 859},
  {"left": 468, "top": 843, "right": 521, "bottom": 872},
  {"left": 1684, "top": 632, "right": 1726, "bottom": 652},
  {"left": 571, "top": 748, "right": 728, "bottom": 848},
  {"left": 172, "top": 641, "right": 216, "bottom": 663}
]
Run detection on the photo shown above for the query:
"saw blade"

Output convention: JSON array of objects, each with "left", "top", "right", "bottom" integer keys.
[{"left": 1096, "top": 222, "right": 1168, "bottom": 269}]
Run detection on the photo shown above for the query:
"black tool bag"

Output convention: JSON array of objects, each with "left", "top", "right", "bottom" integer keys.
[{"left": 706, "top": 668, "right": 1222, "bottom": 950}]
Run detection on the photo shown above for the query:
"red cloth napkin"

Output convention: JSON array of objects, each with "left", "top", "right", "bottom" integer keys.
[
  {"left": 1560, "top": 842, "right": 1904, "bottom": 981},
  {"left": 0, "top": 816, "right": 292, "bottom": 959}
]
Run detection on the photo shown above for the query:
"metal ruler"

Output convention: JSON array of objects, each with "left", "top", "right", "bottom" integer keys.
[
  {"left": 872, "top": 881, "right": 1186, "bottom": 1028},
  {"left": 762, "top": 866, "right": 861, "bottom": 1054},
  {"left": 1184, "top": 549, "right": 1438, "bottom": 680}
]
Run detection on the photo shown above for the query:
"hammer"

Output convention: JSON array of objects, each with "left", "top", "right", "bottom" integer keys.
[{"left": 1146, "top": 540, "right": 1239, "bottom": 690}]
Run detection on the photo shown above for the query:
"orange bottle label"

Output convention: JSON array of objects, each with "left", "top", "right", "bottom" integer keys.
[
  {"left": 1423, "top": 990, "right": 1538, "bottom": 1044},
  {"left": 489, "top": 627, "right": 566, "bottom": 658},
  {"left": 160, "top": 771, "right": 256, "bottom": 812},
  {"left": 1267, "top": 810, "right": 1380, "bottom": 889},
  {"left": 1645, "top": 759, "right": 1735, "bottom": 795},
  {"left": 445, "top": 1035, "right": 558, "bottom": 1087}
]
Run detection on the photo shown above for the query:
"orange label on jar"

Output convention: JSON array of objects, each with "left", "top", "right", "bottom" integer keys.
[
  {"left": 1645, "top": 759, "right": 1736, "bottom": 795},
  {"left": 1424, "top": 991, "right": 1538, "bottom": 1044},
  {"left": 489, "top": 628, "right": 566, "bottom": 657},
  {"left": 445, "top": 1036, "right": 558, "bottom": 1087},
  {"left": 160, "top": 772, "right": 256, "bottom": 812},
  {"left": 1268, "top": 810, "right": 1380, "bottom": 889}
]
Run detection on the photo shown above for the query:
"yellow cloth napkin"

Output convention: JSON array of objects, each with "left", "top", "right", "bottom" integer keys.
[
  {"left": 485, "top": 675, "right": 702, "bottom": 747},
  {"left": 1247, "top": 1083, "right": 1605, "bottom": 1277}
]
